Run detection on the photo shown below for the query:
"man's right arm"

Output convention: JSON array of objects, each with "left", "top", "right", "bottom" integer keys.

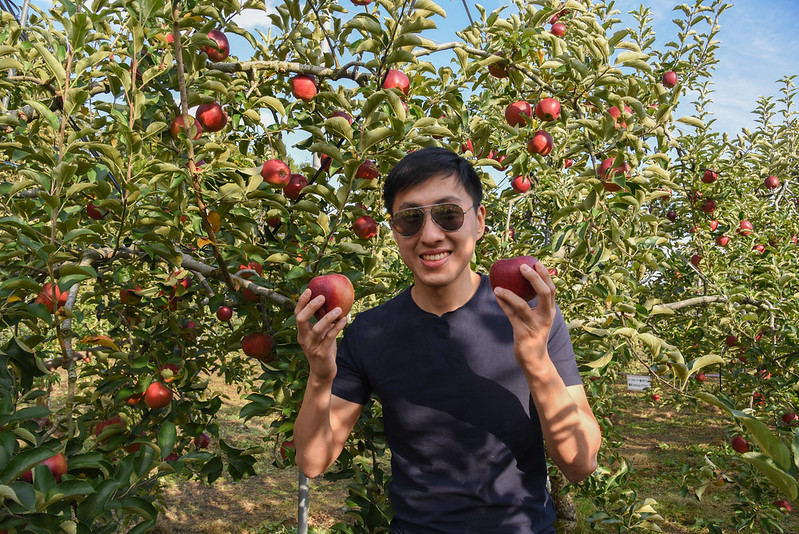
[{"left": 293, "top": 288, "right": 363, "bottom": 478}]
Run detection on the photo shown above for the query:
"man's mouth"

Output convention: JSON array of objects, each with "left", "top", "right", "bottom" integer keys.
[{"left": 421, "top": 252, "right": 451, "bottom": 261}]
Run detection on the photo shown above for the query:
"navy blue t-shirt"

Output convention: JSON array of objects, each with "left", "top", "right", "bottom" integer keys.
[{"left": 332, "top": 274, "right": 582, "bottom": 533}]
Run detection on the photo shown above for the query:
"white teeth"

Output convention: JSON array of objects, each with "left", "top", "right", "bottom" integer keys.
[{"left": 421, "top": 252, "right": 449, "bottom": 261}]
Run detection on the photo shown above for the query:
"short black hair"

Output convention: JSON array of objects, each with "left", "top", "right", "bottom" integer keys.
[{"left": 383, "top": 147, "right": 483, "bottom": 214}]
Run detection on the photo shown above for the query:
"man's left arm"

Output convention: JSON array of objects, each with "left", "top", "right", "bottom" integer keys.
[{"left": 493, "top": 261, "right": 601, "bottom": 483}]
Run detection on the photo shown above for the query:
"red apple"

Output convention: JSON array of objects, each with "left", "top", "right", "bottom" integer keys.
[
  {"left": 291, "top": 74, "right": 317, "bottom": 102},
  {"left": 563, "top": 159, "right": 573, "bottom": 168},
  {"left": 195, "top": 102, "right": 227, "bottom": 132},
  {"left": 725, "top": 335, "right": 738, "bottom": 347},
  {"left": 702, "top": 169, "right": 718, "bottom": 183},
  {"left": 608, "top": 105, "right": 632, "bottom": 129},
  {"left": 351, "top": 0, "right": 373, "bottom": 4},
  {"left": 550, "top": 22, "right": 566, "bottom": 36},
  {"left": 690, "top": 254, "right": 702, "bottom": 266},
  {"left": 280, "top": 439, "right": 295, "bottom": 461},
  {"left": 666, "top": 210, "right": 677, "bottom": 222},
  {"left": 709, "top": 220, "right": 719, "bottom": 231},
  {"left": 547, "top": 267, "right": 557, "bottom": 277},
  {"left": 241, "top": 332, "right": 275, "bottom": 362},
  {"left": 696, "top": 372, "right": 707, "bottom": 382},
  {"left": 774, "top": 499, "right": 791, "bottom": 513},
  {"left": 86, "top": 202, "right": 104, "bottom": 220},
  {"left": 662, "top": 70, "right": 678, "bottom": 88},
  {"left": 194, "top": 432, "right": 211, "bottom": 449},
  {"left": 355, "top": 160, "right": 380, "bottom": 180},
  {"left": 535, "top": 97, "right": 561, "bottom": 121},
  {"left": 93, "top": 416, "right": 124, "bottom": 437},
  {"left": 261, "top": 159, "right": 291, "bottom": 188},
  {"left": 752, "top": 244, "right": 766, "bottom": 254},
  {"left": 382, "top": 69, "right": 410, "bottom": 96},
  {"left": 144, "top": 382, "right": 172, "bottom": 409},
  {"left": 527, "top": 130, "right": 554, "bottom": 156},
  {"left": 781, "top": 413, "right": 798, "bottom": 426},
  {"left": 216, "top": 305, "right": 233, "bottom": 322},
  {"left": 489, "top": 256, "right": 539, "bottom": 301},
  {"left": 35, "top": 282, "right": 68, "bottom": 313},
  {"left": 598, "top": 158, "right": 630, "bottom": 192},
  {"left": 738, "top": 220, "right": 753, "bottom": 236},
  {"left": 330, "top": 110, "right": 353, "bottom": 124},
  {"left": 22, "top": 452, "right": 68, "bottom": 483},
  {"left": 511, "top": 175, "right": 532, "bottom": 194},
  {"left": 307, "top": 274, "right": 355, "bottom": 320},
  {"left": 505, "top": 101, "right": 532, "bottom": 127},
  {"left": 731, "top": 435, "right": 749, "bottom": 453},
  {"left": 353, "top": 215, "right": 378, "bottom": 239},
  {"left": 487, "top": 53, "right": 509, "bottom": 78},
  {"left": 125, "top": 393, "right": 143, "bottom": 406},
  {"left": 764, "top": 175, "right": 779, "bottom": 190},
  {"left": 700, "top": 199, "right": 716, "bottom": 213},
  {"left": 119, "top": 286, "right": 142, "bottom": 305},
  {"left": 203, "top": 29, "right": 230, "bottom": 62},
  {"left": 284, "top": 173, "right": 308, "bottom": 201},
  {"left": 170, "top": 115, "right": 202, "bottom": 140},
  {"left": 651, "top": 394, "right": 661, "bottom": 402}
]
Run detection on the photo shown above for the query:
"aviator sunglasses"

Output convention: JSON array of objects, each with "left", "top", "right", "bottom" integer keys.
[{"left": 390, "top": 203, "right": 476, "bottom": 237}]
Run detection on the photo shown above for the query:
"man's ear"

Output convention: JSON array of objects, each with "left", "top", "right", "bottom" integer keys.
[{"left": 476, "top": 204, "right": 486, "bottom": 238}]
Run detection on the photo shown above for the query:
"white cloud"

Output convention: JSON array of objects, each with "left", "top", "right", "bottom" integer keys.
[{"left": 232, "top": 4, "right": 275, "bottom": 30}]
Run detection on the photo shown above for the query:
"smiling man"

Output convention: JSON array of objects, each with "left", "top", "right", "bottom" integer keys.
[{"left": 294, "top": 147, "right": 601, "bottom": 533}]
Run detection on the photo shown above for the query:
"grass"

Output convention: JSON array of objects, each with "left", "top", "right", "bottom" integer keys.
[{"left": 45, "top": 370, "right": 797, "bottom": 533}]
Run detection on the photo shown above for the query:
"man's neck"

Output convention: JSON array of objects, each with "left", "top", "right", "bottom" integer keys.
[{"left": 410, "top": 270, "right": 482, "bottom": 316}]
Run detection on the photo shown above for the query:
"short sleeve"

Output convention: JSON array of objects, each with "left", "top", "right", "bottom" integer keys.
[
  {"left": 546, "top": 302, "right": 582, "bottom": 387},
  {"left": 331, "top": 321, "right": 371, "bottom": 405}
]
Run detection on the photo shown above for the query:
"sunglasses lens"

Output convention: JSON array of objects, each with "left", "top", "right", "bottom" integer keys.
[
  {"left": 393, "top": 209, "right": 425, "bottom": 237},
  {"left": 431, "top": 204, "right": 465, "bottom": 231}
]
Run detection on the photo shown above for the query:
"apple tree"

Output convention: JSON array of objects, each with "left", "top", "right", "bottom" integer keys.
[{"left": 0, "top": 0, "right": 797, "bottom": 532}]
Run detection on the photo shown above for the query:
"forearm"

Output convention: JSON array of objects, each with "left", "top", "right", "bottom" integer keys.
[
  {"left": 525, "top": 358, "right": 601, "bottom": 483},
  {"left": 294, "top": 375, "right": 339, "bottom": 478}
]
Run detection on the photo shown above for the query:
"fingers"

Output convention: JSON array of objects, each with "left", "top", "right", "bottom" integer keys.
[{"left": 521, "top": 261, "right": 555, "bottom": 312}]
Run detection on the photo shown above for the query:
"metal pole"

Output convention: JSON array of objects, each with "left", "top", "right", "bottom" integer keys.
[{"left": 297, "top": 471, "right": 310, "bottom": 534}]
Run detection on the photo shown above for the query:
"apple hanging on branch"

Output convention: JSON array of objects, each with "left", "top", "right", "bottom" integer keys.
[
  {"left": 353, "top": 215, "right": 378, "bottom": 240},
  {"left": 195, "top": 102, "right": 227, "bottom": 132},
  {"left": 291, "top": 74, "right": 318, "bottom": 102},
  {"left": 241, "top": 332, "right": 275, "bottom": 363},
  {"left": 505, "top": 101, "right": 532, "bottom": 127},
  {"left": 261, "top": 159, "right": 291, "bottom": 188},
  {"left": 381, "top": 69, "right": 410, "bottom": 97},
  {"left": 203, "top": 29, "right": 230, "bottom": 62},
  {"left": 511, "top": 175, "right": 531, "bottom": 194},
  {"left": 527, "top": 130, "right": 554, "bottom": 156}
]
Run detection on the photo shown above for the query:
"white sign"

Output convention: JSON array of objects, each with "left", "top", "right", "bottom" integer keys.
[{"left": 626, "top": 374, "right": 651, "bottom": 391}]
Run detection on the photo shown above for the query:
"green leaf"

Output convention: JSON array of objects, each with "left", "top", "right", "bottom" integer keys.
[
  {"left": 32, "top": 42, "right": 66, "bottom": 87},
  {"left": 741, "top": 452, "right": 799, "bottom": 500},
  {"left": 676, "top": 116, "right": 705, "bottom": 129},
  {"left": 158, "top": 421, "right": 176, "bottom": 458},
  {"left": 686, "top": 355, "right": 723, "bottom": 375},
  {"left": 359, "top": 127, "right": 395, "bottom": 152}
]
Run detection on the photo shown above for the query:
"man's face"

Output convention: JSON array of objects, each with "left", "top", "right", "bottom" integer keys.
[{"left": 390, "top": 173, "right": 485, "bottom": 292}]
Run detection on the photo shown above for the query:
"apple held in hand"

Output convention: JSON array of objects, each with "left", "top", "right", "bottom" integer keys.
[
  {"left": 195, "top": 102, "right": 227, "bottom": 132},
  {"left": 291, "top": 74, "right": 318, "bottom": 102},
  {"left": 505, "top": 101, "right": 532, "bottom": 127},
  {"left": 144, "top": 382, "right": 172, "bottom": 409},
  {"left": 261, "top": 159, "right": 291, "bottom": 188},
  {"left": 382, "top": 69, "right": 410, "bottom": 96},
  {"left": 353, "top": 215, "right": 378, "bottom": 239},
  {"left": 241, "top": 332, "right": 275, "bottom": 362},
  {"left": 489, "top": 256, "right": 539, "bottom": 301},
  {"left": 307, "top": 273, "right": 355, "bottom": 320},
  {"left": 203, "top": 29, "right": 230, "bottom": 61}
]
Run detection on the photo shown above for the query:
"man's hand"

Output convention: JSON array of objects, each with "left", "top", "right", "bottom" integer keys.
[
  {"left": 295, "top": 288, "right": 349, "bottom": 383},
  {"left": 492, "top": 260, "right": 557, "bottom": 374}
]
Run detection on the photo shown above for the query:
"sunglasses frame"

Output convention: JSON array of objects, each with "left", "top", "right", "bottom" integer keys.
[{"left": 390, "top": 202, "right": 476, "bottom": 238}]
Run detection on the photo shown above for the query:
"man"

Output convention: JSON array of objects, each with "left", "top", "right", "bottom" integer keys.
[{"left": 294, "top": 147, "right": 601, "bottom": 533}]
